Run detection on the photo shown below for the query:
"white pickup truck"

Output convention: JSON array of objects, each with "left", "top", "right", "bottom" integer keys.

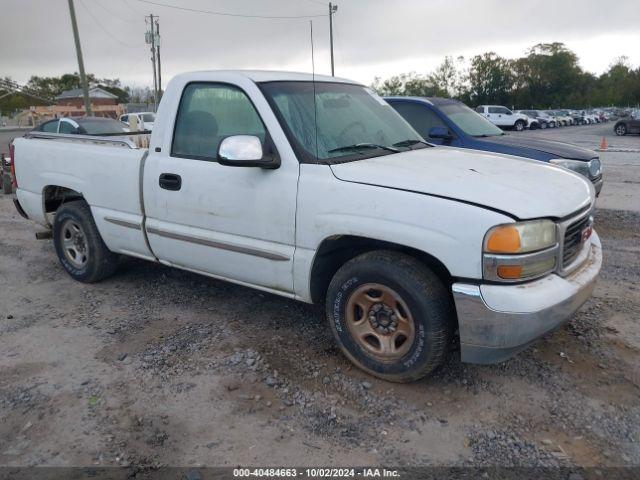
[
  {"left": 11, "top": 71, "right": 602, "bottom": 382},
  {"left": 476, "top": 105, "right": 531, "bottom": 131}
]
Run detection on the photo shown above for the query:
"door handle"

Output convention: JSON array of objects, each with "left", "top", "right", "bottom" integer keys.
[{"left": 159, "top": 173, "right": 182, "bottom": 191}]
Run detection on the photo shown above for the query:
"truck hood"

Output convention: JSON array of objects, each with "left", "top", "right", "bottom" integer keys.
[
  {"left": 475, "top": 134, "right": 597, "bottom": 161},
  {"left": 330, "top": 147, "right": 593, "bottom": 220}
]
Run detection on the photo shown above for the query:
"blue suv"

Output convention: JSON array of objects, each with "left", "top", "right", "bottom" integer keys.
[{"left": 385, "top": 96, "right": 603, "bottom": 195}]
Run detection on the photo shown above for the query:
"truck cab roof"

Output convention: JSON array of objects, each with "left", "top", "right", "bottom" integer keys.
[{"left": 173, "top": 70, "right": 357, "bottom": 85}]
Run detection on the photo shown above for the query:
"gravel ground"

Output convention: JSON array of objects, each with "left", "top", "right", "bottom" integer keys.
[{"left": 0, "top": 125, "right": 638, "bottom": 473}]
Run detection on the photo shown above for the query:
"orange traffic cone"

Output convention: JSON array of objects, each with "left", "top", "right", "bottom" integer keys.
[{"left": 599, "top": 137, "right": 607, "bottom": 151}]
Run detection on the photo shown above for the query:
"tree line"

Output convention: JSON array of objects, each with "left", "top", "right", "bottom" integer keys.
[
  {"left": 2, "top": 42, "right": 639, "bottom": 116},
  {"left": 0, "top": 73, "right": 155, "bottom": 116},
  {"left": 371, "top": 43, "right": 640, "bottom": 109}
]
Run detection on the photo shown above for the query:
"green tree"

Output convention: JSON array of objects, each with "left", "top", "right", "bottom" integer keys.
[
  {"left": 428, "top": 56, "right": 466, "bottom": 98},
  {"left": 25, "top": 73, "right": 130, "bottom": 103},
  {"left": 371, "top": 72, "right": 445, "bottom": 97},
  {"left": 513, "top": 43, "right": 584, "bottom": 108},
  {"left": 466, "top": 53, "right": 515, "bottom": 106},
  {"left": 372, "top": 42, "right": 640, "bottom": 109}
]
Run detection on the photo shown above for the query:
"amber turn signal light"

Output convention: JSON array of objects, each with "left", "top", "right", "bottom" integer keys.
[
  {"left": 497, "top": 265, "right": 524, "bottom": 279},
  {"left": 486, "top": 226, "right": 521, "bottom": 253}
]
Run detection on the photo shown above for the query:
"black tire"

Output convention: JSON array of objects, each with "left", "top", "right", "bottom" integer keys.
[
  {"left": 326, "top": 250, "right": 454, "bottom": 382},
  {"left": 615, "top": 123, "right": 627, "bottom": 136},
  {"left": 2, "top": 173, "right": 11, "bottom": 195},
  {"left": 514, "top": 120, "right": 525, "bottom": 132},
  {"left": 540, "top": 122, "right": 547, "bottom": 129},
  {"left": 53, "top": 200, "right": 118, "bottom": 283}
]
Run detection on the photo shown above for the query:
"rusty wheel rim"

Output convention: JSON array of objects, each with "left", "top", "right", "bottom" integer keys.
[{"left": 345, "top": 283, "right": 415, "bottom": 362}]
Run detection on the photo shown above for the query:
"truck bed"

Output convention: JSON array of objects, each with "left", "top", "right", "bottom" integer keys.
[{"left": 13, "top": 133, "right": 155, "bottom": 260}]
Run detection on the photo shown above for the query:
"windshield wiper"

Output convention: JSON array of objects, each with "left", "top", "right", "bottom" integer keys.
[
  {"left": 392, "top": 139, "right": 430, "bottom": 148},
  {"left": 328, "top": 143, "right": 400, "bottom": 154}
]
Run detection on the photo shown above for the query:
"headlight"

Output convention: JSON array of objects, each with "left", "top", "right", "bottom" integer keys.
[
  {"left": 589, "top": 158, "right": 602, "bottom": 177},
  {"left": 484, "top": 219, "right": 556, "bottom": 254},
  {"left": 549, "top": 158, "right": 602, "bottom": 179},
  {"left": 483, "top": 219, "right": 558, "bottom": 281}
]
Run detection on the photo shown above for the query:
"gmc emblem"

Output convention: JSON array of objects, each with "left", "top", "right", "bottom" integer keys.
[{"left": 581, "top": 225, "right": 593, "bottom": 242}]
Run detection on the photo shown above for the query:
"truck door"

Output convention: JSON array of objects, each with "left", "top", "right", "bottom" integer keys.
[
  {"left": 143, "top": 81, "right": 299, "bottom": 295},
  {"left": 487, "top": 107, "right": 503, "bottom": 126}
]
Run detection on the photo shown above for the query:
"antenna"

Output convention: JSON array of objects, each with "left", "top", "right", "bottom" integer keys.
[{"left": 310, "top": 20, "right": 319, "bottom": 162}]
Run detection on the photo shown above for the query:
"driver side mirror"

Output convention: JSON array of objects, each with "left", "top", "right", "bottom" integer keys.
[
  {"left": 217, "top": 135, "right": 280, "bottom": 169},
  {"left": 428, "top": 126, "right": 452, "bottom": 140}
]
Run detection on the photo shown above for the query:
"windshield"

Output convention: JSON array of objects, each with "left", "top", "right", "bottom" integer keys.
[
  {"left": 259, "top": 81, "right": 424, "bottom": 162},
  {"left": 78, "top": 118, "right": 127, "bottom": 134},
  {"left": 141, "top": 113, "right": 156, "bottom": 122},
  {"left": 439, "top": 102, "right": 504, "bottom": 137}
]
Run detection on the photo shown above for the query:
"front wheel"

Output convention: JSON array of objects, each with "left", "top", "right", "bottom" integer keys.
[
  {"left": 540, "top": 122, "right": 547, "bottom": 129},
  {"left": 53, "top": 200, "right": 119, "bottom": 283},
  {"left": 514, "top": 120, "right": 525, "bottom": 132},
  {"left": 326, "top": 251, "right": 454, "bottom": 382},
  {"left": 615, "top": 124, "right": 627, "bottom": 136}
]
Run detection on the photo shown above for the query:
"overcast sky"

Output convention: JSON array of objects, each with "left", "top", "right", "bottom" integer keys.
[{"left": 2, "top": 0, "right": 640, "bottom": 89}]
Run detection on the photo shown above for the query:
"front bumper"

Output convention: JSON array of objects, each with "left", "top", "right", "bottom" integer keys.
[{"left": 453, "top": 231, "right": 602, "bottom": 364}]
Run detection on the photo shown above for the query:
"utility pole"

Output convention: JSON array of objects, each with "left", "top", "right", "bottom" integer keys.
[
  {"left": 146, "top": 14, "right": 158, "bottom": 111},
  {"left": 155, "top": 20, "right": 162, "bottom": 96},
  {"left": 67, "top": 0, "right": 92, "bottom": 115},
  {"left": 329, "top": 3, "right": 337, "bottom": 76}
]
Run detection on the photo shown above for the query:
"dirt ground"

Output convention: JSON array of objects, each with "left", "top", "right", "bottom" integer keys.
[{"left": 0, "top": 124, "right": 639, "bottom": 472}]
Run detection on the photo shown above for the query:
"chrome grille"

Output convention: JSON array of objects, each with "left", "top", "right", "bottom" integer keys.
[{"left": 562, "top": 215, "right": 591, "bottom": 267}]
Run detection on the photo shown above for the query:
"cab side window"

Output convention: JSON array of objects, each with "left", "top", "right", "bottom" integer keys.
[
  {"left": 41, "top": 120, "right": 59, "bottom": 133},
  {"left": 172, "top": 82, "right": 267, "bottom": 160},
  {"left": 59, "top": 121, "right": 76, "bottom": 134},
  {"left": 390, "top": 102, "right": 446, "bottom": 139}
]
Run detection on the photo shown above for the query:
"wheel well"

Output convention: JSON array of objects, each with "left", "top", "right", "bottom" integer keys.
[
  {"left": 309, "top": 235, "right": 453, "bottom": 305},
  {"left": 43, "top": 186, "right": 84, "bottom": 214}
]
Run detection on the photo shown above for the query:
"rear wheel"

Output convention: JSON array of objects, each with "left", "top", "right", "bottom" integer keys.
[
  {"left": 615, "top": 124, "right": 627, "bottom": 136},
  {"left": 326, "top": 251, "right": 454, "bottom": 382},
  {"left": 53, "top": 200, "right": 118, "bottom": 282},
  {"left": 540, "top": 122, "right": 547, "bottom": 129}
]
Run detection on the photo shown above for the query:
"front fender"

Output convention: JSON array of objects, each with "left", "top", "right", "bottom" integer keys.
[{"left": 293, "top": 164, "right": 513, "bottom": 301}]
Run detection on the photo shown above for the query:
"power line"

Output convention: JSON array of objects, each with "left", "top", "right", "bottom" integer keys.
[
  {"left": 77, "top": 0, "right": 145, "bottom": 48},
  {"left": 136, "top": 0, "right": 328, "bottom": 19},
  {"left": 93, "top": 0, "right": 140, "bottom": 24},
  {"left": 120, "top": 0, "right": 147, "bottom": 16},
  {"left": 0, "top": 79, "right": 56, "bottom": 104}
]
